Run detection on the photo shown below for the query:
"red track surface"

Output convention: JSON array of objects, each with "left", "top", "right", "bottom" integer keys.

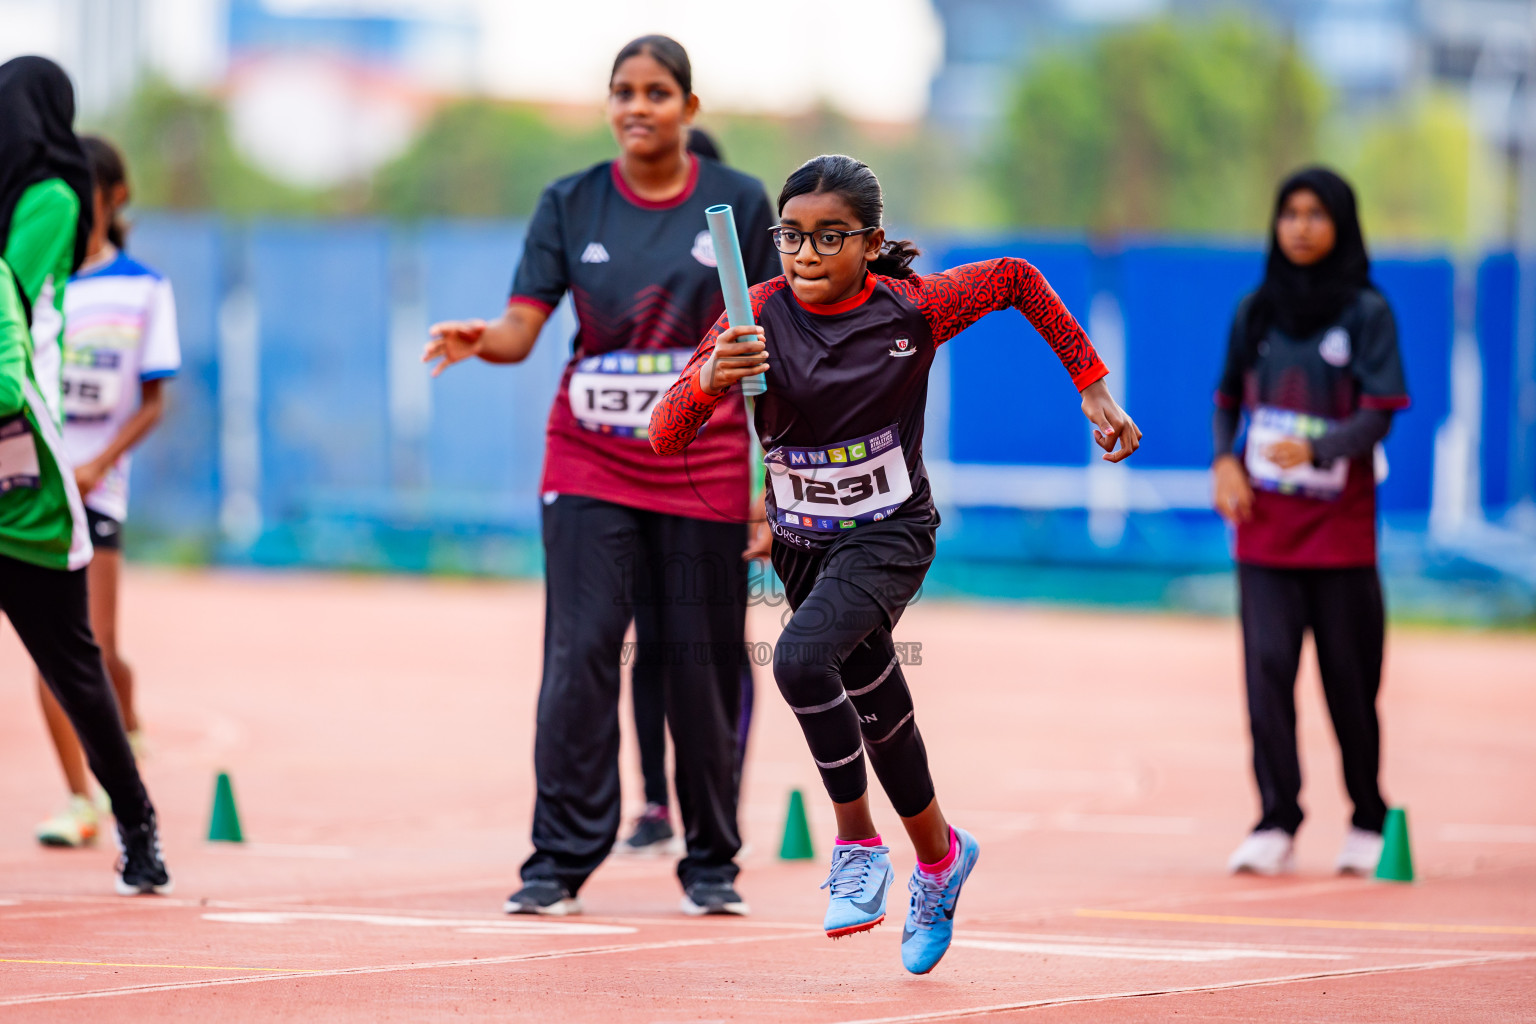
[{"left": 2, "top": 569, "right": 1533, "bottom": 1021}]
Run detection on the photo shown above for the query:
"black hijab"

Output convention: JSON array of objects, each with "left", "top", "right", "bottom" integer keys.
[
  {"left": 0, "top": 56, "right": 94, "bottom": 275},
  {"left": 1249, "top": 166, "right": 1371, "bottom": 346}
]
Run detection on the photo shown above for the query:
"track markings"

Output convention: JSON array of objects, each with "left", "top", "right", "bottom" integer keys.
[
  {"left": 953, "top": 936, "right": 1348, "bottom": 962},
  {"left": 202, "top": 910, "right": 635, "bottom": 935},
  {"left": 0, "top": 929, "right": 809, "bottom": 1007},
  {"left": 831, "top": 951, "right": 1536, "bottom": 1024},
  {"left": 0, "top": 958, "right": 316, "bottom": 974},
  {"left": 1076, "top": 908, "right": 1536, "bottom": 936},
  {"left": 1440, "top": 823, "right": 1536, "bottom": 844}
]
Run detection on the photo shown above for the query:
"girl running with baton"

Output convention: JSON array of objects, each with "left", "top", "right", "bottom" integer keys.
[{"left": 651, "top": 155, "right": 1140, "bottom": 973}]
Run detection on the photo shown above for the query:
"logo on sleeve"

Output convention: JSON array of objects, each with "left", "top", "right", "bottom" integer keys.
[
  {"left": 691, "top": 230, "right": 717, "bottom": 268},
  {"left": 888, "top": 337, "right": 915, "bottom": 357},
  {"left": 581, "top": 243, "right": 611, "bottom": 264},
  {"left": 1319, "top": 327, "right": 1351, "bottom": 367}
]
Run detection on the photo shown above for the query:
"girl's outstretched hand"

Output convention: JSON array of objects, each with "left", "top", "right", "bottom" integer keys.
[
  {"left": 424, "top": 319, "right": 488, "bottom": 377},
  {"left": 1080, "top": 378, "right": 1142, "bottom": 463},
  {"left": 701, "top": 325, "right": 768, "bottom": 395}
]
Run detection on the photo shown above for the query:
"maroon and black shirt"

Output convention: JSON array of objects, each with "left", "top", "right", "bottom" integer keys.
[
  {"left": 650, "top": 259, "right": 1108, "bottom": 550},
  {"left": 510, "top": 155, "right": 778, "bottom": 522},
  {"left": 1216, "top": 288, "right": 1410, "bottom": 568}
]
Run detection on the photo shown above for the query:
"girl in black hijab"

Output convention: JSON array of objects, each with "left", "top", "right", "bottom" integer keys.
[
  {"left": 1212, "top": 167, "right": 1409, "bottom": 878},
  {"left": 0, "top": 55, "right": 94, "bottom": 422}
]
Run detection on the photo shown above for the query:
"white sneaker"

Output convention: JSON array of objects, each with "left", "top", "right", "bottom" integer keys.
[
  {"left": 1227, "top": 828, "right": 1296, "bottom": 875},
  {"left": 36, "top": 795, "right": 100, "bottom": 848},
  {"left": 1335, "top": 827, "right": 1384, "bottom": 876}
]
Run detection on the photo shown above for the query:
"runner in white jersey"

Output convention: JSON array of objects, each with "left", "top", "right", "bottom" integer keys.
[{"left": 34, "top": 136, "right": 180, "bottom": 849}]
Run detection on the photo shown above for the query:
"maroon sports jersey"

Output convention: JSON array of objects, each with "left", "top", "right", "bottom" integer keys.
[
  {"left": 510, "top": 155, "right": 778, "bottom": 522},
  {"left": 1216, "top": 288, "right": 1409, "bottom": 568},
  {"left": 650, "top": 259, "right": 1107, "bottom": 549}
]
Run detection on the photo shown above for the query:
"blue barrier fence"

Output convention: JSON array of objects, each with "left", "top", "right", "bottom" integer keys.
[{"left": 117, "top": 217, "right": 1530, "bottom": 591}]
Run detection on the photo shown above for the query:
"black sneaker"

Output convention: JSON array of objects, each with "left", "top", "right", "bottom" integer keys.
[
  {"left": 504, "top": 880, "right": 582, "bottom": 916},
  {"left": 618, "top": 804, "right": 674, "bottom": 856},
  {"left": 680, "top": 880, "right": 749, "bottom": 917},
  {"left": 115, "top": 817, "right": 172, "bottom": 895}
]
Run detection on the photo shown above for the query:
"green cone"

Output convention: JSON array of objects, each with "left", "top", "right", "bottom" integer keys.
[
  {"left": 778, "top": 788, "right": 814, "bottom": 860},
  {"left": 1374, "top": 807, "right": 1413, "bottom": 882},
  {"left": 207, "top": 771, "right": 244, "bottom": 843}
]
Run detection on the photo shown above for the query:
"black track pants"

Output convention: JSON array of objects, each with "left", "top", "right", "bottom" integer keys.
[
  {"left": 522, "top": 495, "right": 746, "bottom": 893},
  {"left": 772, "top": 574, "right": 934, "bottom": 818},
  {"left": 0, "top": 553, "right": 152, "bottom": 830},
  {"left": 1238, "top": 562, "right": 1388, "bottom": 835}
]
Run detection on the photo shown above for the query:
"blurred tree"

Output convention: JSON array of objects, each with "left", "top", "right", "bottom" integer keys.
[
  {"left": 992, "top": 19, "right": 1327, "bottom": 237},
  {"left": 370, "top": 100, "right": 612, "bottom": 218},
  {"left": 1341, "top": 92, "right": 1478, "bottom": 246},
  {"left": 91, "top": 78, "right": 333, "bottom": 216}
]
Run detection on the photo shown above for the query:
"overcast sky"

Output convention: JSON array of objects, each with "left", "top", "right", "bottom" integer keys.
[{"left": 3, "top": 0, "right": 945, "bottom": 122}]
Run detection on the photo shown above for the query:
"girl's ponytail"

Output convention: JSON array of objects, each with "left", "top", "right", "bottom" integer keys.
[{"left": 869, "top": 238, "right": 920, "bottom": 279}]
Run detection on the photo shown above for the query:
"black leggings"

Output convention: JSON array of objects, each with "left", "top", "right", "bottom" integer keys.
[
  {"left": 773, "top": 574, "right": 933, "bottom": 818},
  {"left": 1238, "top": 563, "right": 1388, "bottom": 835},
  {"left": 0, "top": 553, "right": 152, "bottom": 830}
]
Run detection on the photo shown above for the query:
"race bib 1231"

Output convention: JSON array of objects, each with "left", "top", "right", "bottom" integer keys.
[{"left": 766, "top": 426, "right": 912, "bottom": 532}]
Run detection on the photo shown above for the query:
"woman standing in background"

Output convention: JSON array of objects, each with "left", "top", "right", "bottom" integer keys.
[
  {"left": 1213, "top": 167, "right": 1409, "bottom": 877},
  {"left": 425, "top": 36, "right": 778, "bottom": 916}
]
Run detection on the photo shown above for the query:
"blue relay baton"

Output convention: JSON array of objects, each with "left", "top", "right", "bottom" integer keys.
[{"left": 705, "top": 204, "right": 766, "bottom": 397}]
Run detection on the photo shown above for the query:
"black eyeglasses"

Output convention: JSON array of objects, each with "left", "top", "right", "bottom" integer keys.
[{"left": 769, "top": 225, "right": 877, "bottom": 256}]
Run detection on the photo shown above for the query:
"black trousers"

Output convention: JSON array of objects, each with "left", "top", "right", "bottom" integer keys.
[
  {"left": 1238, "top": 563, "right": 1388, "bottom": 835},
  {"left": 522, "top": 495, "right": 746, "bottom": 892},
  {"left": 0, "top": 553, "right": 152, "bottom": 830}
]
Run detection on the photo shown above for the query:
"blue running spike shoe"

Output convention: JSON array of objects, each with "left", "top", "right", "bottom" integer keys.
[
  {"left": 901, "top": 827, "right": 980, "bottom": 974},
  {"left": 821, "top": 842, "right": 894, "bottom": 938}
]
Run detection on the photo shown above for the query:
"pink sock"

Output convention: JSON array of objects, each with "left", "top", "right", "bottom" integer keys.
[
  {"left": 917, "top": 828, "right": 958, "bottom": 877},
  {"left": 836, "top": 834, "right": 882, "bottom": 847}
]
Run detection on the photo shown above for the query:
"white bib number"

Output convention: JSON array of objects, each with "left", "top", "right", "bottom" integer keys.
[
  {"left": 766, "top": 426, "right": 912, "bottom": 532},
  {"left": 0, "top": 413, "right": 41, "bottom": 493},
  {"left": 568, "top": 349, "right": 689, "bottom": 438},
  {"left": 62, "top": 354, "right": 125, "bottom": 421},
  {"left": 1245, "top": 405, "right": 1347, "bottom": 501}
]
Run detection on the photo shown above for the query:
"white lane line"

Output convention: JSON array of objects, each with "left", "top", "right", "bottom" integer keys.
[
  {"left": 953, "top": 938, "right": 1348, "bottom": 962},
  {"left": 202, "top": 910, "right": 634, "bottom": 936},
  {"left": 0, "top": 929, "right": 808, "bottom": 1007},
  {"left": 830, "top": 952, "right": 1536, "bottom": 1024},
  {"left": 1440, "top": 824, "right": 1536, "bottom": 844}
]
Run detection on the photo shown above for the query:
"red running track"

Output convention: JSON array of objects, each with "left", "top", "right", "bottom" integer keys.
[{"left": 1, "top": 568, "right": 1533, "bottom": 1021}]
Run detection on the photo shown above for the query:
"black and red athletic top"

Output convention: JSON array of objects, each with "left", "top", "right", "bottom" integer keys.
[
  {"left": 649, "top": 259, "right": 1107, "bottom": 549},
  {"left": 510, "top": 155, "right": 778, "bottom": 522},
  {"left": 1215, "top": 288, "right": 1409, "bottom": 568}
]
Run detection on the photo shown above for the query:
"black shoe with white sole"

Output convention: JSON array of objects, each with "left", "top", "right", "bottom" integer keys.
[
  {"left": 115, "top": 816, "right": 172, "bottom": 895},
  {"left": 504, "top": 879, "right": 582, "bottom": 916},
  {"left": 680, "top": 880, "right": 749, "bottom": 916}
]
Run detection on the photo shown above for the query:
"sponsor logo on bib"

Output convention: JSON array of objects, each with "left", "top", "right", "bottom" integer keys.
[
  {"left": 1319, "top": 327, "right": 1351, "bottom": 367},
  {"left": 581, "top": 243, "right": 611, "bottom": 264},
  {"left": 691, "top": 230, "right": 717, "bottom": 268}
]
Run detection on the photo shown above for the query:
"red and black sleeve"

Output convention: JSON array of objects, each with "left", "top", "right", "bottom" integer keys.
[
  {"left": 649, "top": 278, "right": 786, "bottom": 455},
  {"left": 895, "top": 258, "right": 1108, "bottom": 391}
]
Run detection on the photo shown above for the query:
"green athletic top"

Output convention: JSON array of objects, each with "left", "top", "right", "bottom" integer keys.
[
  {"left": 3, "top": 178, "right": 79, "bottom": 428},
  {"left": 0, "top": 258, "right": 90, "bottom": 570}
]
